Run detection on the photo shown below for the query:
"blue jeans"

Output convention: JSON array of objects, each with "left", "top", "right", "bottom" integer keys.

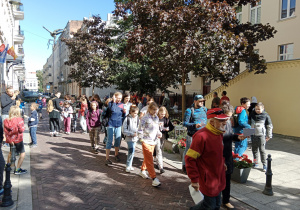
[
  {"left": 30, "top": 127, "right": 37, "bottom": 145},
  {"left": 106, "top": 126, "right": 122, "bottom": 149},
  {"left": 126, "top": 141, "right": 136, "bottom": 168},
  {"left": 234, "top": 138, "right": 248, "bottom": 157},
  {"left": 182, "top": 135, "right": 192, "bottom": 166},
  {"left": 190, "top": 193, "right": 221, "bottom": 210}
]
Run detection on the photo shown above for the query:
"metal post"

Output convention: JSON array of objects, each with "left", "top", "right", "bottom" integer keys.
[
  {"left": 263, "top": 154, "right": 273, "bottom": 196},
  {"left": 10, "top": 144, "right": 16, "bottom": 173},
  {"left": 1, "top": 163, "right": 14, "bottom": 207}
]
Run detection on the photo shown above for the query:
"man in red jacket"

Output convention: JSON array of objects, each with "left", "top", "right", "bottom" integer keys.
[{"left": 185, "top": 108, "right": 229, "bottom": 210}]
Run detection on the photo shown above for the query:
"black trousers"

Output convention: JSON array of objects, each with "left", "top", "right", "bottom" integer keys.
[
  {"left": 49, "top": 118, "right": 60, "bottom": 133},
  {"left": 222, "top": 173, "right": 231, "bottom": 204}
]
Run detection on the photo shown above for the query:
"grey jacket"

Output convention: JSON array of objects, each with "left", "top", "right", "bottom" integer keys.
[
  {"left": 122, "top": 114, "right": 139, "bottom": 142},
  {"left": 250, "top": 111, "right": 273, "bottom": 138}
]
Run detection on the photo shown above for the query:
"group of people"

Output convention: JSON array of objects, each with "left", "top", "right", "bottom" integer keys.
[
  {"left": 184, "top": 93, "right": 273, "bottom": 209},
  {"left": 0, "top": 86, "right": 274, "bottom": 209}
]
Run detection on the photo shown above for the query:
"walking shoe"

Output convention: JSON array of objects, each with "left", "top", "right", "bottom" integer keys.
[
  {"left": 125, "top": 167, "right": 131, "bottom": 173},
  {"left": 139, "top": 170, "right": 150, "bottom": 179},
  {"left": 223, "top": 203, "right": 234, "bottom": 209},
  {"left": 254, "top": 163, "right": 259, "bottom": 168},
  {"left": 54, "top": 133, "right": 62, "bottom": 137},
  {"left": 115, "top": 155, "right": 121, "bottom": 162},
  {"left": 152, "top": 178, "right": 161, "bottom": 187},
  {"left": 105, "top": 159, "right": 113, "bottom": 166},
  {"left": 130, "top": 167, "right": 134, "bottom": 171},
  {"left": 160, "top": 168, "right": 165, "bottom": 174},
  {"left": 50, "top": 133, "right": 54, "bottom": 137},
  {"left": 30, "top": 144, "right": 38, "bottom": 148},
  {"left": 14, "top": 168, "right": 27, "bottom": 175},
  {"left": 263, "top": 165, "right": 267, "bottom": 172}
]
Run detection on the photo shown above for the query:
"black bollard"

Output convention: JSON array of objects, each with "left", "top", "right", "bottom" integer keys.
[
  {"left": 263, "top": 154, "right": 273, "bottom": 196},
  {"left": 10, "top": 144, "right": 16, "bottom": 174},
  {"left": 1, "top": 163, "right": 14, "bottom": 207}
]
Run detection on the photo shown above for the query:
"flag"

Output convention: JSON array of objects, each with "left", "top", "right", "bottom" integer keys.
[
  {"left": 0, "top": 44, "right": 9, "bottom": 63},
  {"left": 0, "top": 44, "right": 5, "bottom": 52},
  {"left": 7, "top": 46, "right": 17, "bottom": 60}
]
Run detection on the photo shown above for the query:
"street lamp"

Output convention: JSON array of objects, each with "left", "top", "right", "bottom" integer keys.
[{"left": 43, "top": 26, "right": 65, "bottom": 93}]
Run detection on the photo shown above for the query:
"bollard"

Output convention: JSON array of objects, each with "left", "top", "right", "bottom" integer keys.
[
  {"left": 263, "top": 154, "right": 273, "bottom": 196},
  {"left": 1, "top": 163, "right": 14, "bottom": 207},
  {"left": 10, "top": 144, "right": 16, "bottom": 173}
]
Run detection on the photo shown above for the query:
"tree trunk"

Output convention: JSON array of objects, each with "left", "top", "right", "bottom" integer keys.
[
  {"left": 92, "top": 84, "right": 95, "bottom": 95},
  {"left": 181, "top": 72, "right": 186, "bottom": 121},
  {"left": 79, "top": 84, "right": 82, "bottom": 96}
]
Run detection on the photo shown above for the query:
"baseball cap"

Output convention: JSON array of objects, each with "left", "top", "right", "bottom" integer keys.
[
  {"left": 194, "top": 95, "right": 206, "bottom": 101},
  {"left": 207, "top": 108, "right": 229, "bottom": 120}
]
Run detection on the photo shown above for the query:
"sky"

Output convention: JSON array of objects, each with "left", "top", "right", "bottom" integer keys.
[{"left": 22, "top": 0, "right": 116, "bottom": 73}]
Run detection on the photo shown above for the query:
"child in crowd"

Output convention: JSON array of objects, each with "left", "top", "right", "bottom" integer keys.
[
  {"left": 36, "top": 96, "right": 43, "bottom": 119},
  {"left": 28, "top": 103, "right": 39, "bottom": 148},
  {"left": 59, "top": 101, "right": 64, "bottom": 132},
  {"left": 42, "top": 97, "right": 47, "bottom": 107},
  {"left": 122, "top": 106, "right": 139, "bottom": 173},
  {"left": 101, "top": 98, "right": 112, "bottom": 145},
  {"left": 172, "top": 102, "right": 179, "bottom": 113},
  {"left": 138, "top": 102, "right": 162, "bottom": 187},
  {"left": 137, "top": 97, "right": 143, "bottom": 111},
  {"left": 4, "top": 106, "right": 27, "bottom": 175},
  {"left": 153, "top": 106, "right": 174, "bottom": 174},
  {"left": 249, "top": 102, "right": 273, "bottom": 171},
  {"left": 71, "top": 97, "right": 78, "bottom": 132},
  {"left": 62, "top": 101, "right": 73, "bottom": 135},
  {"left": 79, "top": 96, "right": 88, "bottom": 134},
  {"left": 86, "top": 101, "right": 101, "bottom": 154}
]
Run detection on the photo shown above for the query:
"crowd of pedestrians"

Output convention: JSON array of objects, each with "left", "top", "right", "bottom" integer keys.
[{"left": 0, "top": 86, "right": 274, "bottom": 209}]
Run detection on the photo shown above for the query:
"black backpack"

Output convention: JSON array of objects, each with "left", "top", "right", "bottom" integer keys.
[
  {"left": 232, "top": 112, "right": 239, "bottom": 128},
  {"left": 102, "top": 105, "right": 112, "bottom": 127}
]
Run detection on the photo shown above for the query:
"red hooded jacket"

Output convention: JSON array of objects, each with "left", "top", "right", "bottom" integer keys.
[{"left": 4, "top": 117, "right": 25, "bottom": 144}]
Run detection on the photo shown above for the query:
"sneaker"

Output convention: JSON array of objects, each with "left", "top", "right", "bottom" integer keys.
[
  {"left": 254, "top": 163, "right": 259, "bottom": 168},
  {"left": 54, "top": 133, "right": 62, "bottom": 137},
  {"left": 115, "top": 155, "right": 120, "bottom": 162},
  {"left": 139, "top": 170, "right": 150, "bottom": 179},
  {"left": 105, "top": 159, "right": 113, "bottom": 166},
  {"left": 263, "top": 165, "right": 267, "bottom": 172},
  {"left": 50, "top": 133, "right": 54, "bottom": 137},
  {"left": 28, "top": 142, "right": 33, "bottom": 146},
  {"left": 160, "top": 168, "right": 165, "bottom": 174},
  {"left": 14, "top": 168, "right": 27, "bottom": 175},
  {"left": 125, "top": 167, "right": 131, "bottom": 173},
  {"left": 30, "top": 144, "right": 38, "bottom": 148},
  {"left": 130, "top": 167, "right": 134, "bottom": 171},
  {"left": 152, "top": 178, "right": 161, "bottom": 187}
]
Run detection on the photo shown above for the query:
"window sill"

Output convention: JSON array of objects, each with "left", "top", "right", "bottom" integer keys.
[{"left": 278, "top": 16, "right": 297, "bottom": 22}]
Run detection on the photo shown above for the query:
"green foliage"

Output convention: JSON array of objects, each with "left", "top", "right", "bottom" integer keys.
[
  {"left": 114, "top": 0, "right": 277, "bottom": 86},
  {"left": 36, "top": 70, "right": 43, "bottom": 92}
]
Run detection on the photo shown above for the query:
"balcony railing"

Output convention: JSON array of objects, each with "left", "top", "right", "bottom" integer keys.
[
  {"left": 15, "top": 5, "right": 24, "bottom": 11},
  {"left": 17, "top": 30, "right": 24, "bottom": 36}
]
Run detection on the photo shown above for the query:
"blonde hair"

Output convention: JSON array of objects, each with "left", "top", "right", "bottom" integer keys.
[
  {"left": 8, "top": 105, "right": 21, "bottom": 119},
  {"left": 16, "top": 99, "right": 21, "bottom": 107},
  {"left": 147, "top": 102, "right": 159, "bottom": 113},
  {"left": 158, "top": 106, "right": 169, "bottom": 118},
  {"left": 31, "top": 102, "right": 39, "bottom": 110},
  {"left": 105, "top": 98, "right": 112, "bottom": 106},
  {"left": 47, "top": 99, "right": 54, "bottom": 113},
  {"left": 114, "top": 92, "right": 122, "bottom": 97}
]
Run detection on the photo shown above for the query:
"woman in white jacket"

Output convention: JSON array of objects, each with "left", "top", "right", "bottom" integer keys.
[{"left": 122, "top": 106, "right": 140, "bottom": 173}]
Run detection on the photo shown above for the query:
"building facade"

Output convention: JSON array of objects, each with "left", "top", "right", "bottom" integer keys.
[
  {"left": 24, "top": 71, "right": 38, "bottom": 91},
  {"left": 0, "top": 0, "right": 25, "bottom": 93},
  {"left": 205, "top": 0, "right": 300, "bottom": 137}
]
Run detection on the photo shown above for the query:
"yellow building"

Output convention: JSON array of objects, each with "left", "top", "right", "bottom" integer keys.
[{"left": 204, "top": 0, "right": 300, "bottom": 137}]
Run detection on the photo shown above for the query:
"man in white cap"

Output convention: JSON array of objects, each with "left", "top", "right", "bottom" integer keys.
[{"left": 185, "top": 108, "right": 229, "bottom": 210}]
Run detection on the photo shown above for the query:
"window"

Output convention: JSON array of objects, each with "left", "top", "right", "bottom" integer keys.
[
  {"left": 281, "top": 0, "right": 296, "bottom": 19},
  {"left": 279, "top": 44, "right": 294, "bottom": 60},
  {"left": 250, "top": 1, "right": 261, "bottom": 24},
  {"left": 236, "top": 5, "right": 242, "bottom": 23}
]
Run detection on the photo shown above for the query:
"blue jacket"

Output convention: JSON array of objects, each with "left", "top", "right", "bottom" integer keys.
[
  {"left": 183, "top": 106, "right": 207, "bottom": 136},
  {"left": 0, "top": 116, "right": 3, "bottom": 145},
  {"left": 36, "top": 99, "right": 43, "bottom": 110},
  {"left": 28, "top": 110, "right": 39, "bottom": 127},
  {"left": 233, "top": 106, "right": 251, "bottom": 134},
  {"left": 108, "top": 102, "right": 125, "bottom": 127}
]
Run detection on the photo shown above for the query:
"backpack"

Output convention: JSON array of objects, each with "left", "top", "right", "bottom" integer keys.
[
  {"left": 102, "top": 105, "right": 112, "bottom": 127},
  {"left": 47, "top": 99, "right": 54, "bottom": 113}
]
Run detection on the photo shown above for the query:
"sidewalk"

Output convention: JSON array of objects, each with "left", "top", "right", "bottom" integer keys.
[{"left": 1, "top": 124, "right": 33, "bottom": 210}]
